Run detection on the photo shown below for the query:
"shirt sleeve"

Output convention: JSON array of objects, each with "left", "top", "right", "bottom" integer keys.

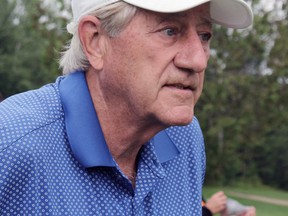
[{"left": 202, "top": 206, "right": 213, "bottom": 216}]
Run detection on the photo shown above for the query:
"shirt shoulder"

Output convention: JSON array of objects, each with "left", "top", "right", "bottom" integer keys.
[{"left": 0, "top": 77, "right": 65, "bottom": 151}]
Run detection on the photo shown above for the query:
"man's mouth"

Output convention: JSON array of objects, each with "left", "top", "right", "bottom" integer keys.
[
  {"left": 165, "top": 84, "right": 193, "bottom": 91},
  {"left": 174, "top": 84, "right": 191, "bottom": 90}
]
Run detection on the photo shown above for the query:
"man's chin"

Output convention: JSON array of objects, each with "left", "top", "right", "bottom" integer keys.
[
  {"left": 153, "top": 106, "right": 194, "bottom": 127},
  {"left": 172, "top": 118, "right": 193, "bottom": 126},
  {"left": 166, "top": 113, "right": 194, "bottom": 127}
]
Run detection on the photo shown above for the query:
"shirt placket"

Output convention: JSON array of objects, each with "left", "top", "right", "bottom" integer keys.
[{"left": 132, "top": 141, "right": 166, "bottom": 215}]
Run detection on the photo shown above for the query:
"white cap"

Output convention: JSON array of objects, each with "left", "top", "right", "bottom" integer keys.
[{"left": 67, "top": 0, "right": 253, "bottom": 34}]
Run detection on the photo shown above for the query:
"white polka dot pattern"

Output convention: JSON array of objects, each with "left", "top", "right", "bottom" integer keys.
[{"left": 0, "top": 77, "right": 206, "bottom": 215}]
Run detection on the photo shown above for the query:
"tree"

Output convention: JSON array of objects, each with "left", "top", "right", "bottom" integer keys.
[
  {"left": 197, "top": 0, "right": 288, "bottom": 190},
  {"left": 0, "top": 0, "right": 70, "bottom": 99}
]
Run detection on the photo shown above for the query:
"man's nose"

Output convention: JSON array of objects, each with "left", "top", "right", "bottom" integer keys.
[{"left": 174, "top": 34, "right": 209, "bottom": 73}]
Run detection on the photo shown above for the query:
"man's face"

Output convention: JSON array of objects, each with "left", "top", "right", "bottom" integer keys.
[{"left": 99, "top": 3, "right": 211, "bottom": 128}]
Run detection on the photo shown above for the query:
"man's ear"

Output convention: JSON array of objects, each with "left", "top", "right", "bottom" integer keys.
[{"left": 78, "top": 16, "right": 107, "bottom": 70}]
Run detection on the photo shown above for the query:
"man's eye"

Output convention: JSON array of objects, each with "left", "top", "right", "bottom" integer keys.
[
  {"left": 200, "top": 32, "right": 212, "bottom": 42},
  {"left": 162, "top": 28, "right": 178, "bottom": 37}
]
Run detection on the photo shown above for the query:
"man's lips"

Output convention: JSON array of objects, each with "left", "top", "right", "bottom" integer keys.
[{"left": 164, "top": 83, "right": 195, "bottom": 91}]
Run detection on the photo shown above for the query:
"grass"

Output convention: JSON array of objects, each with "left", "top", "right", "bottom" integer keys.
[{"left": 203, "top": 185, "right": 288, "bottom": 216}]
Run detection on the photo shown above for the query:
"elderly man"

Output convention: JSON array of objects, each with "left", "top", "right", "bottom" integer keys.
[{"left": 0, "top": 0, "right": 253, "bottom": 215}]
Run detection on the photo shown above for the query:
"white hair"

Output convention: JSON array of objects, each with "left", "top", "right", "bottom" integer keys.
[{"left": 60, "top": 2, "right": 137, "bottom": 74}]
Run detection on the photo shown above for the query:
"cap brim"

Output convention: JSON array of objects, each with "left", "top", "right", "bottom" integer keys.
[
  {"left": 210, "top": 0, "right": 253, "bottom": 29},
  {"left": 123, "top": 0, "right": 210, "bottom": 13},
  {"left": 123, "top": 0, "right": 253, "bottom": 29}
]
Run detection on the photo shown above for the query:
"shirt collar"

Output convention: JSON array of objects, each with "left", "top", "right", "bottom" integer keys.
[{"left": 59, "top": 71, "right": 179, "bottom": 168}]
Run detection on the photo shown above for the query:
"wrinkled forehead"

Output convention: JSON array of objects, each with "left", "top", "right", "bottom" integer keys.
[
  {"left": 138, "top": 3, "right": 211, "bottom": 26},
  {"left": 172, "top": 2, "right": 211, "bottom": 22}
]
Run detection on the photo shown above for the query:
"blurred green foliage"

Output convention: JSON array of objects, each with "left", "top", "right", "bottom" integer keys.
[
  {"left": 0, "top": 0, "right": 69, "bottom": 99},
  {"left": 196, "top": 1, "right": 288, "bottom": 190}
]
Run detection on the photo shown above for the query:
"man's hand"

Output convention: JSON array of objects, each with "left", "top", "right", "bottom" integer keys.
[{"left": 205, "top": 191, "right": 227, "bottom": 214}]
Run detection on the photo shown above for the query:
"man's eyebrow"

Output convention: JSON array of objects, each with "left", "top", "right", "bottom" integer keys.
[{"left": 198, "top": 17, "right": 213, "bottom": 28}]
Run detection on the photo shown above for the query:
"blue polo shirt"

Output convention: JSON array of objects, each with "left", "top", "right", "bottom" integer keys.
[{"left": 0, "top": 71, "right": 206, "bottom": 215}]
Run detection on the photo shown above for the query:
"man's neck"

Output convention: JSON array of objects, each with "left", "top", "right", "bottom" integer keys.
[{"left": 85, "top": 69, "right": 164, "bottom": 186}]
